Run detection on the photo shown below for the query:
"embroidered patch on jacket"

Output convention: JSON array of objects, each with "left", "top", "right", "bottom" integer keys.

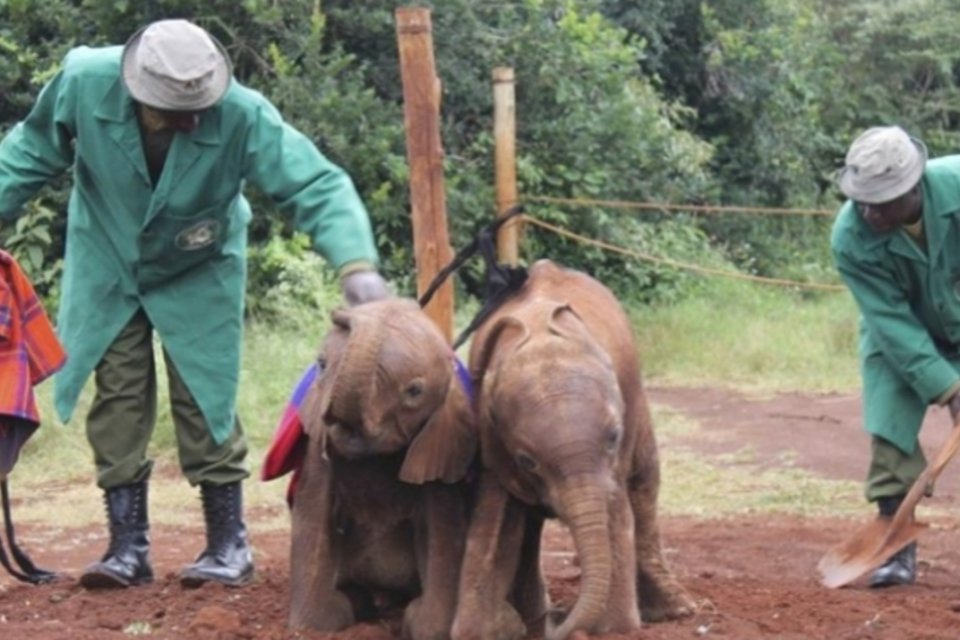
[{"left": 175, "top": 219, "right": 221, "bottom": 251}]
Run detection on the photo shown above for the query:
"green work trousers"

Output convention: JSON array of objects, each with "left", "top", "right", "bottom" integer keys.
[
  {"left": 865, "top": 435, "right": 928, "bottom": 503},
  {"left": 86, "top": 308, "right": 248, "bottom": 489}
]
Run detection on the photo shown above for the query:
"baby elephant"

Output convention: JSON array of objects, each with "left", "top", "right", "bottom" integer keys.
[
  {"left": 452, "top": 260, "right": 693, "bottom": 640},
  {"left": 284, "top": 299, "right": 475, "bottom": 640}
]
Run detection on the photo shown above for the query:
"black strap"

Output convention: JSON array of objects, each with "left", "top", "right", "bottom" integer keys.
[
  {"left": 0, "top": 479, "right": 56, "bottom": 584},
  {"left": 418, "top": 206, "right": 528, "bottom": 349}
]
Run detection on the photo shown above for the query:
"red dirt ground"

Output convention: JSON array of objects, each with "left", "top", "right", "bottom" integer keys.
[{"left": 3, "top": 385, "right": 960, "bottom": 640}]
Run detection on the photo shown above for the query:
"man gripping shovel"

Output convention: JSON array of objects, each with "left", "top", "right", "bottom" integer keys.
[
  {"left": 826, "top": 125, "right": 960, "bottom": 588},
  {"left": 0, "top": 250, "right": 66, "bottom": 583},
  {"left": 819, "top": 420, "right": 960, "bottom": 588}
]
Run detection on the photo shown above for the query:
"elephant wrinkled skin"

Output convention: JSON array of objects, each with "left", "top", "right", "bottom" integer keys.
[
  {"left": 452, "top": 260, "right": 694, "bottom": 640},
  {"left": 287, "top": 299, "right": 475, "bottom": 640}
]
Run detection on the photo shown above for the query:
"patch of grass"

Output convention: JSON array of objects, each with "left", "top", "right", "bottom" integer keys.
[
  {"left": 632, "top": 280, "right": 861, "bottom": 393},
  {"left": 651, "top": 406, "right": 864, "bottom": 518}
]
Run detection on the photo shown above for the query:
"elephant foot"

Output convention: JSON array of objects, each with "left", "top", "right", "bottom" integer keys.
[
  {"left": 290, "top": 589, "right": 356, "bottom": 631},
  {"left": 452, "top": 601, "right": 526, "bottom": 640},
  {"left": 511, "top": 582, "right": 547, "bottom": 628},
  {"left": 546, "top": 605, "right": 640, "bottom": 637},
  {"left": 640, "top": 586, "right": 696, "bottom": 622},
  {"left": 403, "top": 595, "right": 454, "bottom": 640},
  {"left": 342, "top": 584, "right": 378, "bottom": 621},
  {"left": 598, "top": 604, "right": 641, "bottom": 635}
]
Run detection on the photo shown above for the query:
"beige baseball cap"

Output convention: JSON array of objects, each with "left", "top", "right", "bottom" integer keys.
[
  {"left": 121, "top": 19, "right": 232, "bottom": 111},
  {"left": 837, "top": 126, "right": 927, "bottom": 204}
]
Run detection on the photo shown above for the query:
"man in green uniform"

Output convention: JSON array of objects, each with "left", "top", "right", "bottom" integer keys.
[
  {"left": 833, "top": 125, "right": 960, "bottom": 587},
  {"left": 0, "top": 19, "right": 389, "bottom": 588}
]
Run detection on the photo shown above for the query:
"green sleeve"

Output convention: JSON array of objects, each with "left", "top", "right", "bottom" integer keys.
[
  {"left": 241, "top": 98, "right": 379, "bottom": 271},
  {"left": 0, "top": 64, "right": 76, "bottom": 221},
  {"left": 835, "top": 246, "right": 959, "bottom": 403}
]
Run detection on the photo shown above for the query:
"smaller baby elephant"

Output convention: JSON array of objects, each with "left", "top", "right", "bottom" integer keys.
[
  {"left": 452, "top": 260, "right": 693, "bottom": 640},
  {"left": 284, "top": 299, "right": 475, "bottom": 640}
]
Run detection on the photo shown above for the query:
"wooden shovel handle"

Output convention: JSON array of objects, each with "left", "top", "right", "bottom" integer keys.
[{"left": 888, "top": 419, "right": 960, "bottom": 532}]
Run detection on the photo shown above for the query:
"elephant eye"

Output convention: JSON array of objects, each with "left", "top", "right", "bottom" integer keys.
[
  {"left": 405, "top": 381, "right": 424, "bottom": 399},
  {"left": 515, "top": 451, "right": 539, "bottom": 472},
  {"left": 316, "top": 356, "right": 327, "bottom": 374},
  {"left": 605, "top": 428, "right": 621, "bottom": 453}
]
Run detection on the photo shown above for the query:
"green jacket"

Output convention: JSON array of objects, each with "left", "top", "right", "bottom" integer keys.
[
  {"left": 0, "top": 46, "right": 379, "bottom": 444},
  {"left": 831, "top": 155, "right": 960, "bottom": 453}
]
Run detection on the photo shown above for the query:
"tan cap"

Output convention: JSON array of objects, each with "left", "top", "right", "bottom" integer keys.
[
  {"left": 121, "top": 19, "right": 231, "bottom": 111},
  {"left": 837, "top": 126, "right": 927, "bottom": 204}
]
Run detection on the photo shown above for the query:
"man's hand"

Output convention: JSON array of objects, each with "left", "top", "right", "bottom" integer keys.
[
  {"left": 340, "top": 270, "right": 390, "bottom": 306},
  {"left": 949, "top": 390, "right": 960, "bottom": 424}
]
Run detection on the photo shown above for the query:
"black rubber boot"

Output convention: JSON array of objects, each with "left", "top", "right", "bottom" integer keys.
[
  {"left": 869, "top": 496, "right": 917, "bottom": 588},
  {"left": 80, "top": 481, "right": 153, "bottom": 588},
  {"left": 180, "top": 481, "right": 254, "bottom": 587}
]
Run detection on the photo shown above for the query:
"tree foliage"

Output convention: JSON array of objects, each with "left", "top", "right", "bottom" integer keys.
[{"left": 3, "top": 0, "right": 960, "bottom": 309}]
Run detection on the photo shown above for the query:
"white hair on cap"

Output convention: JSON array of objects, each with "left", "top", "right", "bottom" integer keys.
[
  {"left": 837, "top": 126, "right": 927, "bottom": 204},
  {"left": 121, "top": 19, "right": 232, "bottom": 111}
]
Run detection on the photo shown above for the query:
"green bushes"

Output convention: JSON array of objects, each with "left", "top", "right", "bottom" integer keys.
[{"left": 3, "top": 0, "right": 960, "bottom": 314}]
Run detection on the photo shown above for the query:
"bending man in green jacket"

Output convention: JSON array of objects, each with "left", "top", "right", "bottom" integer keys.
[
  {"left": 0, "top": 19, "right": 389, "bottom": 589},
  {"left": 832, "top": 125, "right": 960, "bottom": 587}
]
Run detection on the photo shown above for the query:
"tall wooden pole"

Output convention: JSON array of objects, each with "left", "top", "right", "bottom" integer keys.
[
  {"left": 493, "top": 67, "right": 519, "bottom": 266},
  {"left": 396, "top": 7, "right": 454, "bottom": 342}
]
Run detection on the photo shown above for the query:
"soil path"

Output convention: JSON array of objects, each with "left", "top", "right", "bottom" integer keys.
[{"left": 2, "top": 386, "right": 960, "bottom": 639}]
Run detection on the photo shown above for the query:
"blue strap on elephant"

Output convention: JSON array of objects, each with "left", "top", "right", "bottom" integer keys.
[{"left": 453, "top": 356, "right": 474, "bottom": 408}]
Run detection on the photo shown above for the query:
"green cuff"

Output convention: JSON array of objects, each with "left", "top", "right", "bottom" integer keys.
[
  {"left": 337, "top": 260, "right": 377, "bottom": 278},
  {"left": 935, "top": 380, "right": 960, "bottom": 406},
  {"left": 910, "top": 358, "right": 960, "bottom": 405}
]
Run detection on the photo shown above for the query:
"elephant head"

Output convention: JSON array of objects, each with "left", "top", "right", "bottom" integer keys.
[
  {"left": 301, "top": 298, "right": 475, "bottom": 484},
  {"left": 286, "top": 298, "right": 478, "bottom": 637},
  {"left": 472, "top": 300, "right": 627, "bottom": 640}
]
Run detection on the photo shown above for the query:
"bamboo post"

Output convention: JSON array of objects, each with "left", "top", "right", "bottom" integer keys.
[
  {"left": 493, "top": 67, "right": 518, "bottom": 266},
  {"left": 395, "top": 7, "right": 454, "bottom": 342}
]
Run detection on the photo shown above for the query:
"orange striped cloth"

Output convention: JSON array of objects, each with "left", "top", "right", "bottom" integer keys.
[{"left": 0, "top": 250, "right": 66, "bottom": 425}]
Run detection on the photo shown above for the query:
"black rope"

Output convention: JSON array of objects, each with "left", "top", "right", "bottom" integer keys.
[
  {"left": 1, "top": 479, "right": 56, "bottom": 584},
  {"left": 418, "top": 206, "right": 529, "bottom": 349}
]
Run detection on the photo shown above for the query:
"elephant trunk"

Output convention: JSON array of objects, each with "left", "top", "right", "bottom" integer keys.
[
  {"left": 548, "top": 477, "right": 611, "bottom": 640},
  {"left": 327, "top": 311, "right": 384, "bottom": 428}
]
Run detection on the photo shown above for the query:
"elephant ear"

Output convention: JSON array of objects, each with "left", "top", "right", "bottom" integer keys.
[
  {"left": 399, "top": 364, "right": 478, "bottom": 484},
  {"left": 469, "top": 315, "right": 530, "bottom": 395},
  {"left": 546, "top": 303, "right": 593, "bottom": 342},
  {"left": 547, "top": 302, "right": 614, "bottom": 370}
]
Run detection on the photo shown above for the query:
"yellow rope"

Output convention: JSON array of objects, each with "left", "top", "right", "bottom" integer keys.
[
  {"left": 527, "top": 195, "right": 835, "bottom": 217},
  {"left": 521, "top": 216, "right": 846, "bottom": 292}
]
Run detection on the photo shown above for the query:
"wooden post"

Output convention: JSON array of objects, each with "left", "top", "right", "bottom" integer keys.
[
  {"left": 493, "top": 67, "right": 519, "bottom": 266},
  {"left": 396, "top": 7, "right": 454, "bottom": 342}
]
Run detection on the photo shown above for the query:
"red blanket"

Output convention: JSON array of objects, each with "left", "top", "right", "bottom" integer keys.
[
  {"left": 0, "top": 250, "right": 66, "bottom": 475},
  {"left": 261, "top": 363, "right": 317, "bottom": 505},
  {"left": 0, "top": 250, "right": 66, "bottom": 424}
]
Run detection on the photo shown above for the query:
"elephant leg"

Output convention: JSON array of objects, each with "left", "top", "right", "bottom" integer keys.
[
  {"left": 451, "top": 471, "right": 527, "bottom": 640},
  {"left": 509, "top": 509, "right": 547, "bottom": 631},
  {"left": 403, "top": 483, "right": 469, "bottom": 640},
  {"left": 601, "top": 487, "right": 642, "bottom": 633},
  {"left": 288, "top": 440, "right": 355, "bottom": 631},
  {"left": 627, "top": 468, "right": 694, "bottom": 622}
]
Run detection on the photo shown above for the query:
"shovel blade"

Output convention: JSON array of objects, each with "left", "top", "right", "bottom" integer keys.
[{"left": 818, "top": 516, "right": 928, "bottom": 589}]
